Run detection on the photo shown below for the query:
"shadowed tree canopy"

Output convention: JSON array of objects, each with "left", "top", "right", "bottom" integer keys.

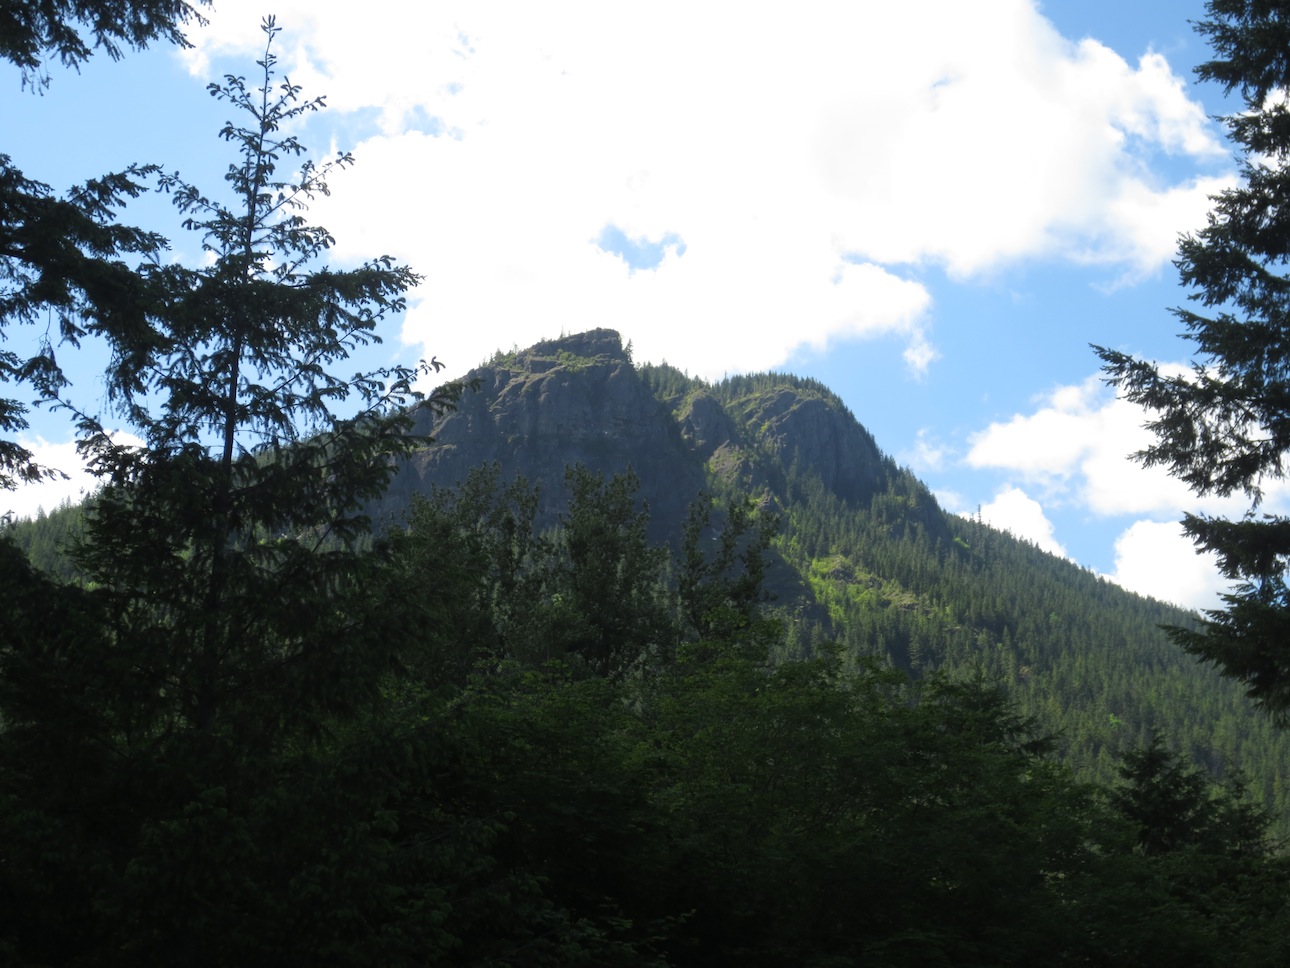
[
  {"left": 1097, "top": 0, "right": 1290, "bottom": 722},
  {"left": 0, "top": 156, "right": 167, "bottom": 495},
  {"left": 55, "top": 15, "right": 459, "bottom": 744},
  {"left": 1, "top": 0, "right": 209, "bottom": 88},
  {"left": 1, "top": 0, "right": 210, "bottom": 497}
]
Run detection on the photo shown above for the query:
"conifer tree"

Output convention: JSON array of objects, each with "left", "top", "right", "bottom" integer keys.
[
  {"left": 1097, "top": 0, "right": 1290, "bottom": 721},
  {"left": 3, "top": 20, "right": 462, "bottom": 962},
  {"left": 1, "top": 0, "right": 209, "bottom": 88},
  {"left": 55, "top": 15, "right": 457, "bottom": 744},
  {"left": 2, "top": 0, "right": 213, "bottom": 496}
]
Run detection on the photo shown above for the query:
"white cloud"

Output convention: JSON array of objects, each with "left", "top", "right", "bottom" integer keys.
[
  {"left": 1110, "top": 51, "right": 1224, "bottom": 157},
  {"left": 966, "top": 372, "right": 1278, "bottom": 519},
  {"left": 980, "top": 486, "right": 1069, "bottom": 558},
  {"left": 4, "top": 437, "right": 96, "bottom": 521},
  {"left": 176, "top": 0, "right": 1230, "bottom": 381},
  {"left": 903, "top": 428, "right": 950, "bottom": 473},
  {"left": 962, "top": 371, "right": 1290, "bottom": 611},
  {"left": 1107, "top": 519, "right": 1230, "bottom": 611},
  {"left": 937, "top": 488, "right": 969, "bottom": 514},
  {"left": 2, "top": 432, "right": 152, "bottom": 523},
  {"left": 966, "top": 378, "right": 1108, "bottom": 484},
  {"left": 1091, "top": 174, "right": 1233, "bottom": 286}
]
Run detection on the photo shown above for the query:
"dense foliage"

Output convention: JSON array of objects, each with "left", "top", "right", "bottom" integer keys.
[
  {"left": 5, "top": 6, "right": 1290, "bottom": 964},
  {"left": 638, "top": 363, "right": 1290, "bottom": 832},
  {"left": 10, "top": 463, "right": 1290, "bottom": 965}
]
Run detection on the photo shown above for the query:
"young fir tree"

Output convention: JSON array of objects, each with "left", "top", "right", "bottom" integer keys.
[
  {"left": 51, "top": 15, "right": 457, "bottom": 746},
  {"left": 1097, "top": 0, "right": 1290, "bottom": 721},
  {"left": 3, "top": 20, "right": 472, "bottom": 963}
]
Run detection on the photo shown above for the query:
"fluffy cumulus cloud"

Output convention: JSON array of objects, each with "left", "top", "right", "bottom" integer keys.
[
  {"left": 3, "top": 433, "right": 142, "bottom": 522},
  {"left": 967, "top": 375, "right": 1171, "bottom": 513},
  {"left": 1108, "top": 519, "right": 1230, "bottom": 610},
  {"left": 965, "top": 372, "right": 1265, "bottom": 519},
  {"left": 979, "top": 486, "right": 1069, "bottom": 558},
  {"left": 963, "top": 372, "right": 1289, "bottom": 610},
  {"left": 903, "top": 428, "right": 951, "bottom": 474},
  {"left": 179, "top": 0, "right": 1228, "bottom": 382}
]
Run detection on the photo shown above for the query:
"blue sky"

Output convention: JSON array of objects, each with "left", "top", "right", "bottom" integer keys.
[{"left": 2, "top": 0, "right": 1268, "bottom": 610}]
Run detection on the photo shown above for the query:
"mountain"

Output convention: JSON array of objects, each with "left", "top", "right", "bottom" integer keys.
[
  {"left": 11, "top": 330, "right": 1290, "bottom": 963},
  {"left": 385, "top": 328, "right": 897, "bottom": 532},
  {"left": 377, "top": 328, "right": 1290, "bottom": 829},
  {"left": 10, "top": 328, "right": 1290, "bottom": 828},
  {"left": 378, "top": 328, "right": 706, "bottom": 541}
]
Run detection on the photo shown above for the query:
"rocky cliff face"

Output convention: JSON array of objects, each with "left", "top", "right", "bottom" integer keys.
[
  {"left": 379, "top": 330, "right": 707, "bottom": 537},
  {"left": 378, "top": 328, "right": 902, "bottom": 541},
  {"left": 735, "top": 389, "right": 886, "bottom": 506}
]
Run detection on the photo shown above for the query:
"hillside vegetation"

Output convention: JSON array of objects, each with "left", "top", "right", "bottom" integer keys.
[
  {"left": 397, "top": 329, "right": 1290, "bottom": 826},
  {"left": 10, "top": 330, "right": 1290, "bottom": 962},
  {"left": 13, "top": 329, "right": 1290, "bottom": 832},
  {"left": 9, "top": 2, "right": 1290, "bottom": 960}
]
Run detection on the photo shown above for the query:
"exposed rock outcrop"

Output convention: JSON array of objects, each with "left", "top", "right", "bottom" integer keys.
[
  {"left": 379, "top": 330, "right": 706, "bottom": 538},
  {"left": 377, "top": 329, "right": 907, "bottom": 553},
  {"left": 738, "top": 389, "right": 885, "bottom": 506}
]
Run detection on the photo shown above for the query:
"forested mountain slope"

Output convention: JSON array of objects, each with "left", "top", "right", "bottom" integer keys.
[
  {"left": 11, "top": 326, "right": 1290, "bottom": 962},
  {"left": 393, "top": 328, "right": 1290, "bottom": 826},
  {"left": 11, "top": 327, "right": 1290, "bottom": 828}
]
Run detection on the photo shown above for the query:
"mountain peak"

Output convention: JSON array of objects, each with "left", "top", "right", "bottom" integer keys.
[
  {"left": 388, "top": 330, "right": 904, "bottom": 536},
  {"left": 382, "top": 328, "right": 703, "bottom": 539},
  {"left": 523, "top": 328, "right": 628, "bottom": 366}
]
